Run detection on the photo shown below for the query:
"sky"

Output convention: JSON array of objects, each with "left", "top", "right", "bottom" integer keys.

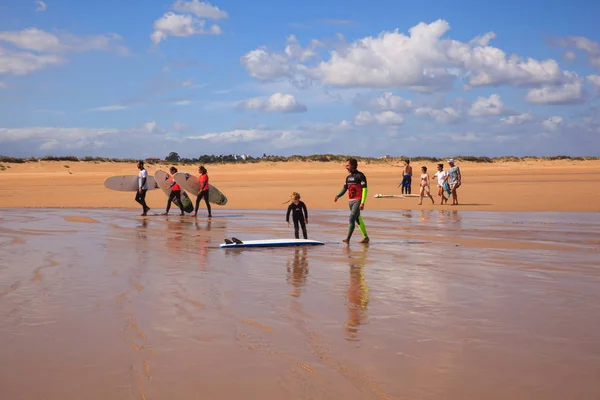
[{"left": 1, "top": 0, "right": 599, "bottom": 159}]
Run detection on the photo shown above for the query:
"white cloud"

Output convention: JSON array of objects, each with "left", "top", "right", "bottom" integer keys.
[
  {"left": 587, "top": 75, "right": 600, "bottom": 87},
  {"left": 181, "top": 79, "right": 193, "bottom": 86},
  {"left": 34, "top": 1, "right": 47, "bottom": 12},
  {"left": 172, "top": 0, "right": 228, "bottom": 19},
  {"left": 542, "top": 116, "right": 563, "bottom": 131},
  {"left": 150, "top": 1, "right": 226, "bottom": 44},
  {"left": 0, "top": 28, "right": 128, "bottom": 75},
  {"left": 414, "top": 106, "right": 461, "bottom": 124},
  {"left": 552, "top": 36, "right": 600, "bottom": 69},
  {"left": 371, "top": 92, "right": 413, "bottom": 111},
  {"left": 239, "top": 93, "right": 307, "bottom": 113},
  {"left": 353, "top": 110, "right": 404, "bottom": 125},
  {"left": 242, "top": 20, "right": 574, "bottom": 92},
  {"left": 0, "top": 122, "right": 169, "bottom": 155},
  {"left": 0, "top": 28, "right": 129, "bottom": 55},
  {"left": 468, "top": 94, "right": 505, "bottom": 116},
  {"left": 564, "top": 51, "right": 577, "bottom": 61},
  {"left": 525, "top": 81, "right": 585, "bottom": 105},
  {"left": 501, "top": 112, "right": 533, "bottom": 125},
  {"left": 87, "top": 105, "right": 130, "bottom": 112},
  {"left": 151, "top": 12, "right": 220, "bottom": 44}
]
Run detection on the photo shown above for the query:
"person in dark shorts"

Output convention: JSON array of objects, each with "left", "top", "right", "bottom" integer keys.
[
  {"left": 334, "top": 158, "right": 369, "bottom": 244},
  {"left": 286, "top": 191, "right": 308, "bottom": 239},
  {"left": 163, "top": 166, "right": 185, "bottom": 216},
  {"left": 135, "top": 160, "right": 150, "bottom": 216},
  {"left": 399, "top": 159, "right": 413, "bottom": 194},
  {"left": 194, "top": 165, "right": 212, "bottom": 218}
]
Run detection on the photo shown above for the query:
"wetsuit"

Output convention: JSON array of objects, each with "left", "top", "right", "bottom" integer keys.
[
  {"left": 166, "top": 178, "right": 185, "bottom": 214},
  {"left": 195, "top": 173, "right": 212, "bottom": 217},
  {"left": 286, "top": 201, "right": 308, "bottom": 239},
  {"left": 135, "top": 168, "right": 149, "bottom": 212},
  {"left": 336, "top": 169, "right": 368, "bottom": 241}
]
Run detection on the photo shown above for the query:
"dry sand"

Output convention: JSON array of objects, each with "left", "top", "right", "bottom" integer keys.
[{"left": 0, "top": 159, "right": 599, "bottom": 212}]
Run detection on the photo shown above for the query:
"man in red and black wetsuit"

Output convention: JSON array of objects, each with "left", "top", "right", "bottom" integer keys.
[{"left": 334, "top": 158, "right": 369, "bottom": 244}]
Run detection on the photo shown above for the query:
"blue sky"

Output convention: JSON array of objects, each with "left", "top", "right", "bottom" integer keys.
[{"left": 1, "top": 0, "right": 599, "bottom": 158}]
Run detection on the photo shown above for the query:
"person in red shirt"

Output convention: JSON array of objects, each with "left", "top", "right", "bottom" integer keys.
[
  {"left": 334, "top": 158, "right": 369, "bottom": 244},
  {"left": 194, "top": 165, "right": 212, "bottom": 218},
  {"left": 163, "top": 166, "right": 185, "bottom": 216}
]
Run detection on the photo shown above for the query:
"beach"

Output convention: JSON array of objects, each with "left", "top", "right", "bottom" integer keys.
[
  {"left": 1, "top": 160, "right": 600, "bottom": 399},
  {"left": 0, "top": 159, "right": 598, "bottom": 212}
]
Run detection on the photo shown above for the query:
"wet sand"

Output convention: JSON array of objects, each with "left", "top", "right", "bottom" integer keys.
[
  {"left": 1, "top": 208, "right": 599, "bottom": 399},
  {"left": 0, "top": 159, "right": 599, "bottom": 212}
]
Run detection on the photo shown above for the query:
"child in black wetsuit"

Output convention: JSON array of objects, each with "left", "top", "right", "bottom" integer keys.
[{"left": 286, "top": 192, "right": 308, "bottom": 239}]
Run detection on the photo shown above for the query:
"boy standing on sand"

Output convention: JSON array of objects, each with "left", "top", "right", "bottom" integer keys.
[
  {"left": 334, "top": 158, "right": 369, "bottom": 244},
  {"left": 135, "top": 160, "right": 150, "bottom": 216},
  {"left": 286, "top": 192, "right": 308, "bottom": 239}
]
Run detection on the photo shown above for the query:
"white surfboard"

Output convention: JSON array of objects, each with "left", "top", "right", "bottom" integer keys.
[
  {"left": 374, "top": 194, "right": 405, "bottom": 198},
  {"left": 173, "top": 172, "right": 228, "bottom": 206},
  {"left": 219, "top": 238, "right": 324, "bottom": 248},
  {"left": 104, "top": 175, "right": 159, "bottom": 192},
  {"left": 154, "top": 170, "right": 194, "bottom": 213}
]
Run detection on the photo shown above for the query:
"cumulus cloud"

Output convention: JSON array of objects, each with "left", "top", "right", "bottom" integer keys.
[
  {"left": 0, "top": 28, "right": 128, "bottom": 75},
  {"left": 353, "top": 110, "right": 405, "bottom": 126},
  {"left": 414, "top": 106, "right": 462, "bottom": 124},
  {"left": 242, "top": 19, "right": 575, "bottom": 93},
  {"left": 239, "top": 93, "right": 307, "bottom": 113},
  {"left": 525, "top": 80, "right": 585, "bottom": 105},
  {"left": 542, "top": 116, "right": 563, "bottom": 131},
  {"left": 172, "top": 0, "right": 228, "bottom": 19},
  {"left": 550, "top": 36, "right": 600, "bottom": 69},
  {"left": 501, "top": 112, "right": 534, "bottom": 125},
  {"left": 468, "top": 94, "right": 505, "bottom": 117},
  {"left": 34, "top": 1, "right": 47, "bottom": 12},
  {"left": 370, "top": 92, "right": 413, "bottom": 111},
  {"left": 150, "top": 1, "right": 226, "bottom": 44}
]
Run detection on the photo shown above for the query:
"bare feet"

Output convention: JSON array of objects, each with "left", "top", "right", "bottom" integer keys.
[
  {"left": 359, "top": 237, "right": 370, "bottom": 244},
  {"left": 342, "top": 238, "right": 349, "bottom": 244}
]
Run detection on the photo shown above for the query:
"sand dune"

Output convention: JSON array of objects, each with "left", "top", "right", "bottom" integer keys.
[{"left": 0, "top": 159, "right": 598, "bottom": 212}]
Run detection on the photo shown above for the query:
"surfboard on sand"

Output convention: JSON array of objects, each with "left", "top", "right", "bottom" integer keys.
[
  {"left": 219, "top": 237, "right": 324, "bottom": 248},
  {"left": 154, "top": 170, "right": 194, "bottom": 213},
  {"left": 173, "top": 172, "right": 228, "bottom": 206},
  {"left": 104, "top": 175, "right": 159, "bottom": 192}
]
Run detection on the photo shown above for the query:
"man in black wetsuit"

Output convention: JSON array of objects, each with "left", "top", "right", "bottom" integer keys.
[
  {"left": 334, "top": 158, "right": 369, "bottom": 244},
  {"left": 286, "top": 192, "right": 308, "bottom": 239}
]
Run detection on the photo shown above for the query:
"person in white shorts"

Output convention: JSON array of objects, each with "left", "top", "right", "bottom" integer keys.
[{"left": 433, "top": 163, "right": 448, "bottom": 205}]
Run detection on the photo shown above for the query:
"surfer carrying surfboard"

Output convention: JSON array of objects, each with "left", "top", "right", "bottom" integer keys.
[
  {"left": 135, "top": 160, "right": 150, "bottom": 216},
  {"left": 334, "top": 158, "right": 370, "bottom": 244},
  {"left": 163, "top": 167, "right": 185, "bottom": 216},
  {"left": 193, "top": 166, "right": 212, "bottom": 218}
]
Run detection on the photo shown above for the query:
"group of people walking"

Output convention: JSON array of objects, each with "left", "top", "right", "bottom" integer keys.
[
  {"left": 400, "top": 159, "right": 462, "bottom": 206},
  {"left": 134, "top": 160, "right": 212, "bottom": 218},
  {"left": 132, "top": 157, "right": 461, "bottom": 244}
]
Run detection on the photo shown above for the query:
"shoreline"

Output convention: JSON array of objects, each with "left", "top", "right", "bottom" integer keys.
[{"left": 1, "top": 160, "right": 599, "bottom": 213}]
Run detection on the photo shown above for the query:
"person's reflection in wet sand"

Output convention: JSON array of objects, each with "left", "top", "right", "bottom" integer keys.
[
  {"left": 137, "top": 218, "right": 148, "bottom": 239},
  {"left": 345, "top": 244, "right": 370, "bottom": 341},
  {"left": 286, "top": 247, "right": 309, "bottom": 298}
]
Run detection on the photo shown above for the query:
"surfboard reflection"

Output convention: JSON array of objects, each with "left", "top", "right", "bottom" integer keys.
[
  {"left": 345, "top": 244, "right": 369, "bottom": 342},
  {"left": 286, "top": 247, "right": 309, "bottom": 298}
]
